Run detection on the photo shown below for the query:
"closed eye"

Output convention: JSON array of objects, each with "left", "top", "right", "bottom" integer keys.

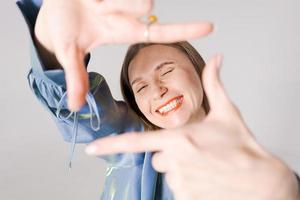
[
  {"left": 161, "top": 68, "right": 174, "bottom": 76},
  {"left": 137, "top": 85, "right": 147, "bottom": 93}
]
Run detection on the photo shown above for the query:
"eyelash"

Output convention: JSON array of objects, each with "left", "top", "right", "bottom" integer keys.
[
  {"left": 137, "top": 85, "right": 147, "bottom": 93},
  {"left": 162, "top": 69, "right": 174, "bottom": 76},
  {"left": 136, "top": 68, "right": 174, "bottom": 93}
]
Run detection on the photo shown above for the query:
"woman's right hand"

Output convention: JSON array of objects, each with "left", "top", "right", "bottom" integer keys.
[
  {"left": 85, "top": 55, "right": 300, "bottom": 200},
  {"left": 35, "top": 0, "right": 213, "bottom": 111}
]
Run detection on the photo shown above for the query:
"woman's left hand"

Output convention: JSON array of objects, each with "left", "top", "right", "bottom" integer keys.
[{"left": 85, "top": 55, "right": 300, "bottom": 200}]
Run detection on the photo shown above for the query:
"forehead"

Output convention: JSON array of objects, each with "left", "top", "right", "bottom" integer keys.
[{"left": 128, "top": 45, "right": 190, "bottom": 81}]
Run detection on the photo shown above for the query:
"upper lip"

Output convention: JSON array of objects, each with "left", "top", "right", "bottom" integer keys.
[{"left": 155, "top": 95, "right": 183, "bottom": 113}]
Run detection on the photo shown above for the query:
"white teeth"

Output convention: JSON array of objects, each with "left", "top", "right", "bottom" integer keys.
[{"left": 158, "top": 97, "right": 182, "bottom": 114}]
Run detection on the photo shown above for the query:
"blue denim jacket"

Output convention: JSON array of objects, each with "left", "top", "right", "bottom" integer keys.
[{"left": 16, "top": 0, "right": 173, "bottom": 199}]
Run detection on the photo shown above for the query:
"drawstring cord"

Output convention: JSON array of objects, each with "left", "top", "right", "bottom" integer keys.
[{"left": 56, "top": 92, "right": 100, "bottom": 170}]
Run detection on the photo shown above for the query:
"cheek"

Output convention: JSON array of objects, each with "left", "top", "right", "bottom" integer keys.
[
  {"left": 135, "top": 96, "right": 149, "bottom": 116},
  {"left": 184, "top": 77, "right": 204, "bottom": 108},
  {"left": 135, "top": 95, "right": 162, "bottom": 126},
  {"left": 195, "top": 83, "right": 204, "bottom": 102}
]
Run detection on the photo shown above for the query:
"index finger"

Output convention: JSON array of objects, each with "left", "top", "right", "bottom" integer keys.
[
  {"left": 85, "top": 130, "right": 169, "bottom": 156},
  {"left": 146, "top": 22, "right": 214, "bottom": 43}
]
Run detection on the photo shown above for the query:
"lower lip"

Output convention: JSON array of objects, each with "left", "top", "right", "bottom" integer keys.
[{"left": 158, "top": 96, "right": 184, "bottom": 116}]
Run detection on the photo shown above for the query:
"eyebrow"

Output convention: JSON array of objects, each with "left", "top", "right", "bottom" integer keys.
[{"left": 130, "top": 61, "right": 174, "bottom": 86}]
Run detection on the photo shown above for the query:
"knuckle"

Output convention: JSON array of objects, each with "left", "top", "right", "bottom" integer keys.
[{"left": 56, "top": 41, "right": 76, "bottom": 56}]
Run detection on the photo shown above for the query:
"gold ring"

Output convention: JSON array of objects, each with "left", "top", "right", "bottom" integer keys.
[{"left": 144, "top": 15, "right": 158, "bottom": 43}]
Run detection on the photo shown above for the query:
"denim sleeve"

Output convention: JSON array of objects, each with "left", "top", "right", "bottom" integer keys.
[{"left": 16, "top": 0, "right": 144, "bottom": 145}]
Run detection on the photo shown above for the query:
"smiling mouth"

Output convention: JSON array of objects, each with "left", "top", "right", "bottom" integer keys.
[{"left": 155, "top": 95, "right": 184, "bottom": 116}]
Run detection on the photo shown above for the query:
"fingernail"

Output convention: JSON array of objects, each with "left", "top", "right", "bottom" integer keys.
[
  {"left": 68, "top": 99, "right": 83, "bottom": 112},
  {"left": 85, "top": 145, "right": 97, "bottom": 155},
  {"left": 68, "top": 103, "right": 80, "bottom": 112}
]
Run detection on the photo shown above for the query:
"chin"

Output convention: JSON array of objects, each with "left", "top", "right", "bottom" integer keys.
[{"left": 154, "top": 115, "right": 190, "bottom": 129}]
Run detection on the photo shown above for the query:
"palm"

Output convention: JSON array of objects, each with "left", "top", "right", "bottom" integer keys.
[
  {"left": 50, "top": 9, "right": 143, "bottom": 50},
  {"left": 87, "top": 13, "right": 145, "bottom": 46}
]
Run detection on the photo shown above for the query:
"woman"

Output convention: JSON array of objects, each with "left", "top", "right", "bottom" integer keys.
[
  {"left": 17, "top": 0, "right": 214, "bottom": 199},
  {"left": 105, "top": 41, "right": 211, "bottom": 199},
  {"left": 17, "top": 0, "right": 300, "bottom": 199}
]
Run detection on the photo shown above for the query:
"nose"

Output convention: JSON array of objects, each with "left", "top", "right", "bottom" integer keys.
[{"left": 152, "top": 84, "right": 168, "bottom": 100}]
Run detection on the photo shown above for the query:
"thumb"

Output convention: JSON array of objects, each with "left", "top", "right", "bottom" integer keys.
[
  {"left": 55, "top": 44, "right": 89, "bottom": 111},
  {"left": 202, "top": 54, "right": 236, "bottom": 118}
]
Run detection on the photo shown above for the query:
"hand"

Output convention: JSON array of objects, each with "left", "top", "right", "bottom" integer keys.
[
  {"left": 35, "top": 0, "right": 213, "bottom": 111},
  {"left": 85, "top": 55, "right": 300, "bottom": 200}
]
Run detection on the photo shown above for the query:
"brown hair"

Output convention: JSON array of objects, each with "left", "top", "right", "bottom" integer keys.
[{"left": 120, "top": 41, "right": 210, "bottom": 130}]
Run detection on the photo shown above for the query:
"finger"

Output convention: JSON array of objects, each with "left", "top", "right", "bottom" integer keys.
[
  {"left": 85, "top": 131, "right": 170, "bottom": 156},
  {"left": 202, "top": 54, "right": 227, "bottom": 112},
  {"left": 55, "top": 44, "right": 89, "bottom": 111},
  {"left": 152, "top": 152, "right": 168, "bottom": 172},
  {"left": 201, "top": 55, "right": 237, "bottom": 117},
  {"left": 92, "top": 0, "right": 153, "bottom": 17},
  {"left": 140, "top": 22, "right": 213, "bottom": 43}
]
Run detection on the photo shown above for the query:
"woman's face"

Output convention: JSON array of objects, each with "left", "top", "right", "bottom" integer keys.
[{"left": 128, "top": 45, "right": 206, "bottom": 129}]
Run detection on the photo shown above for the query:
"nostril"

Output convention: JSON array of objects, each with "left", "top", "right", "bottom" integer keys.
[
  {"left": 160, "top": 87, "right": 168, "bottom": 97},
  {"left": 153, "top": 85, "right": 168, "bottom": 100}
]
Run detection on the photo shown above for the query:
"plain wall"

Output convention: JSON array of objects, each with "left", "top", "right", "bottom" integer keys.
[{"left": 1, "top": 0, "right": 299, "bottom": 199}]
